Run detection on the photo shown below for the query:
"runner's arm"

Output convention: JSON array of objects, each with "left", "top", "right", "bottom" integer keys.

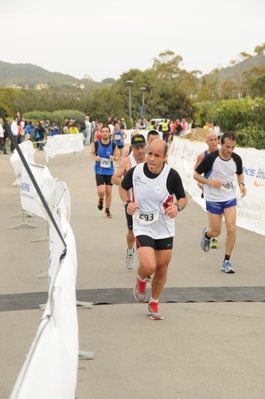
[
  {"left": 236, "top": 173, "right": 247, "bottom": 197},
  {"left": 111, "top": 158, "right": 128, "bottom": 185},
  {"left": 90, "top": 142, "right": 100, "bottom": 161}
]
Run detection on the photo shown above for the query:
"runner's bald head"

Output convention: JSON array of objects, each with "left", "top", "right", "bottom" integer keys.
[{"left": 149, "top": 138, "right": 168, "bottom": 156}]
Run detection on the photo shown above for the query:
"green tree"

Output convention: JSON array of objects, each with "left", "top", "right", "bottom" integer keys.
[
  {"left": 151, "top": 50, "right": 183, "bottom": 80},
  {"left": 212, "top": 97, "right": 265, "bottom": 149},
  {"left": 248, "top": 74, "right": 265, "bottom": 97}
]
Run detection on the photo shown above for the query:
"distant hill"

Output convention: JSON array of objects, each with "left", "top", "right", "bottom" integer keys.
[
  {"left": 0, "top": 60, "right": 114, "bottom": 90},
  {"left": 1, "top": 54, "right": 264, "bottom": 90},
  {"left": 205, "top": 54, "right": 265, "bottom": 84},
  {"left": 0, "top": 61, "right": 82, "bottom": 87}
]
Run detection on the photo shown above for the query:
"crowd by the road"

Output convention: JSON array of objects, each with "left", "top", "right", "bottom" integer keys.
[{"left": 0, "top": 111, "right": 221, "bottom": 155}]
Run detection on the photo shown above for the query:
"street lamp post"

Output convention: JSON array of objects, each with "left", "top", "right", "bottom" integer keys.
[
  {"left": 126, "top": 80, "right": 134, "bottom": 127},
  {"left": 140, "top": 87, "right": 146, "bottom": 118}
]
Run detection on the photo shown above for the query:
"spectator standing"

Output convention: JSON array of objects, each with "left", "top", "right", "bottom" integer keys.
[
  {"left": 79, "top": 117, "right": 86, "bottom": 141},
  {"left": 94, "top": 123, "right": 103, "bottom": 142},
  {"left": 63, "top": 120, "right": 70, "bottom": 134},
  {"left": 25, "top": 121, "right": 35, "bottom": 141},
  {"left": 168, "top": 120, "right": 174, "bottom": 144},
  {"left": 50, "top": 122, "right": 59, "bottom": 136},
  {"left": 17, "top": 120, "right": 25, "bottom": 144},
  {"left": 91, "top": 120, "right": 99, "bottom": 143},
  {"left": 0, "top": 119, "right": 4, "bottom": 154},
  {"left": 85, "top": 116, "right": 92, "bottom": 145},
  {"left": 10, "top": 116, "right": 19, "bottom": 152},
  {"left": 161, "top": 118, "right": 170, "bottom": 143},
  {"left": 181, "top": 118, "right": 188, "bottom": 136},
  {"left": 120, "top": 118, "right": 127, "bottom": 129},
  {"left": 35, "top": 121, "right": 45, "bottom": 150}
]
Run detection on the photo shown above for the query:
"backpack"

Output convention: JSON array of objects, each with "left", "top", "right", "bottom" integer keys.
[{"left": 80, "top": 121, "right": 86, "bottom": 131}]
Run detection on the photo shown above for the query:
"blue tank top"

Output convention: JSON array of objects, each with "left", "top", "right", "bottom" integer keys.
[
  {"left": 94, "top": 141, "right": 114, "bottom": 175},
  {"left": 113, "top": 130, "right": 124, "bottom": 147}
]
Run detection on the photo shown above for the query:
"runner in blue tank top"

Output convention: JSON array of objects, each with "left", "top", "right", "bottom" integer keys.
[
  {"left": 91, "top": 125, "right": 120, "bottom": 218},
  {"left": 112, "top": 122, "right": 127, "bottom": 160}
]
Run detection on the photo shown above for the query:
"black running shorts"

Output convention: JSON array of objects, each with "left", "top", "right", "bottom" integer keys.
[
  {"left": 95, "top": 174, "right": 113, "bottom": 186},
  {"left": 135, "top": 235, "right": 173, "bottom": 250}
]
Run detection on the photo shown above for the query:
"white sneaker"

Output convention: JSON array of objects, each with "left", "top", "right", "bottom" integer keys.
[{"left": 125, "top": 249, "right": 135, "bottom": 270}]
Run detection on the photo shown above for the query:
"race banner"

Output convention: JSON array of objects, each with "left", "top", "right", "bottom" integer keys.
[
  {"left": 44, "top": 133, "right": 84, "bottom": 161},
  {"left": 235, "top": 147, "right": 265, "bottom": 235},
  {"left": 20, "top": 163, "right": 52, "bottom": 219},
  {"left": 10, "top": 212, "right": 79, "bottom": 399},
  {"left": 20, "top": 163, "right": 69, "bottom": 223},
  {"left": 10, "top": 141, "right": 36, "bottom": 185}
]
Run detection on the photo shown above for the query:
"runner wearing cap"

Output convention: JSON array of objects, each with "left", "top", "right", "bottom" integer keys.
[{"left": 112, "top": 133, "right": 147, "bottom": 269}]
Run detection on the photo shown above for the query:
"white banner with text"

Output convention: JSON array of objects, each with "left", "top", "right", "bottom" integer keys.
[
  {"left": 10, "top": 205, "right": 78, "bottom": 399},
  {"left": 44, "top": 133, "right": 84, "bottom": 161}
]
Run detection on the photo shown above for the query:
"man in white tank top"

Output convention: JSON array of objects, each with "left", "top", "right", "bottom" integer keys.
[{"left": 120, "top": 139, "right": 187, "bottom": 320}]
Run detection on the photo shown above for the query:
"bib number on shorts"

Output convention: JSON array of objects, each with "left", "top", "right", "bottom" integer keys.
[
  {"left": 135, "top": 208, "right": 159, "bottom": 225},
  {"left": 100, "top": 158, "right": 111, "bottom": 168}
]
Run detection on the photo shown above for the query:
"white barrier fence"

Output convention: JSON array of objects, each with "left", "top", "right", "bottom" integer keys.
[
  {"left": 21, "top": 163, "right": 70, "bottom": 225},
  {"left": 10, "top": 208, "right": 79, "bottom": 399},
  {"left": 168, "top": 137, "right": 265, "bottom": 236},
  {"left": 9, "top": 147, "right": 79, "bottom": 398},
  {"left": 44, "top": 133, "right": 84, "bottom": 162}
]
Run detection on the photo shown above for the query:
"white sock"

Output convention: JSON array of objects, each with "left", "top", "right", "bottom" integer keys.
[
  {"left": 127, "top": 248, "right": 134, "bottom": 255},
  {"left": 150, "top": 297, "right": 158, "bottom": 303},
  {"left": 137, "top": 275, "right": 147, "bottom": 282}
]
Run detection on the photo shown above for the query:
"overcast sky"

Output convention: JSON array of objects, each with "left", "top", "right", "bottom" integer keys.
[{"left": 2, "top": 0, "right": 265, "bottom": 82}]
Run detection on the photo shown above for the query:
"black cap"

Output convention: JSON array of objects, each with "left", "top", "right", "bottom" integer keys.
[{"left": 131, "top": 134, "right": 146, "bottom": 147}]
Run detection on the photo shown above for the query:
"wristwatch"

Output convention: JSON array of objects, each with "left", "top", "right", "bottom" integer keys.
[
  {"left": 124, "top": 200, "right": 131, "bottom": 208},
  {"left": 239, "top": 182, "right": 245, "bottom": 187},
  {"left": 176, "top": 203, "right": 182, "bottom": 212}
]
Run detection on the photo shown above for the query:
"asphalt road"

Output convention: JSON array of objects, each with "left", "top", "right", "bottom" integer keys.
[{"left": 0, "top": 144, "right": 264, "bottom": 399}]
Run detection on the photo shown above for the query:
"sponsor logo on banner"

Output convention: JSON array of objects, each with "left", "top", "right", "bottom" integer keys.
[
  {"left": 243, "top": 167, "right": 265, "bottom": 187},
  {"left": 243, "top": 167, "right": 255, "bottom": 177},
  {"left": 255, "top": 168, "right": 265, "bottom": 186},
  {"left": 237, "top": 198, "right": 264, "bottom": 221},
  {"left": 21, "top": 182, "right": 30, "bottom": 192},
  {"left": 182, "top": 143, "right": 197, "bottom": 162}
]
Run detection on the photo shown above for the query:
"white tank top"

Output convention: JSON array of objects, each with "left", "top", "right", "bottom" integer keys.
[{"left": 132, "top": 163, "right": 175, "bottom": 239}]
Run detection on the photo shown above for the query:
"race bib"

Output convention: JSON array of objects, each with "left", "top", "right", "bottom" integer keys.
[
  {"left": 100, "top": 158, "right": 111, "bottom": 168},
  {"left": 115, "top": 134, "right": 120, "bottom": 140},
  {"left": 220, "top": 180, "right": 234, "bottom": 193},
  {"left": 135, "top": 208, "right": 159, "bottom": 226}
]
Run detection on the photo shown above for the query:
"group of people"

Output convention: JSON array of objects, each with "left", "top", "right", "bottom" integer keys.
[
  {"left": 1, "top": 112, "right": 130, "bottom": 154},
  {"left": 137, "top": 117, "right": 194, "bottom": 144},
  {"left": 62, "top": 116, "right": 128, "bottom": 148},
  {"left": 90, "top": 123, "right": 246, "bottom": 320},
  {"left": 0, "top": 114, "right": 48, "bottom": 153}
]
